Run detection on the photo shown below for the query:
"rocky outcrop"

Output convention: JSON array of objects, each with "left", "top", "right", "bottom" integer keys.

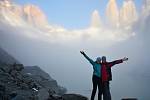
[
  {"left": 0, "top": 63, "right": 87, "bottom": 100},
  {"left": 121, "top": 98, "right": 138, "bottom": 100},
  {"left": 62, "top": 94, "right": 88, "bottom": 100},
  {"left": 0, "top": 47, "right": 87, "bottom": 100},
  {"left": 0, "top": 63, "right": 67, "bottom": 100},
  {"left": 21, "top": 66, "right": 66, "bottom": 95}
]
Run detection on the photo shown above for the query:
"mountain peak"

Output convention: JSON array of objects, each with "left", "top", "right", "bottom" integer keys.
[
  {"left": 119, "top": 0, "right": 138, "bottom": 27},
  {"left": 91, "top": 10, "right": 101, "bottom": 28},
  {"left": 0, "top": 0, "right": 11, "bottom": 7},
  {"left": 23, "top": 4, "right": 48, "bottom": 27},
  {"left": 0, "top": 0, "right": 49, "bottom": 28},
  {"left": 105, "top": 0, "right": 138, "bottom": 28},
  {"left": 106, "top": 0, "right": 119, "bottom": 27},
  {"left": 142, "top": 0, "right": 150, "bottom": 13}
]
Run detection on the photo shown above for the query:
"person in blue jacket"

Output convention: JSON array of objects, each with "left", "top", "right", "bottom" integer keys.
[{"left": 80, "top": 51, "right": 102, "bottom": 100}]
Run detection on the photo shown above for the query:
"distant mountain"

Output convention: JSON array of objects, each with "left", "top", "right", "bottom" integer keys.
[
  {"left": 143, "top": 0, "right": 150, "bottom": 9},
  {"left": 119, "top": 0, "right": 138, "bottom": 27},
  {"left": 106, "top": 0, "right": 119, "bottom": 27},
  {"left": 0, "top": 0, "right": 139, "bottom": 29},
  {"left": 0, "top": 47, "right": 19, "bottom": 64},
  {"left": 142, "top": 0, "right": 150, "bottom": 16}
]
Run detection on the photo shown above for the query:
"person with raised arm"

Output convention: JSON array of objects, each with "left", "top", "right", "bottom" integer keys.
[
  {"left": 101, "top": 56, "right": 128, "bottom": 100},
  {"left": 80, "top": 51, "right": 102, "bottom": 100}
]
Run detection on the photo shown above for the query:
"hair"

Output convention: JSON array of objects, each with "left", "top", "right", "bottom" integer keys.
[
  {"left": 102, "top": 56, "right": 106, "bottom": 61},
  {"left": 96, "top": 57, "right": 101, "bottom": 62}
]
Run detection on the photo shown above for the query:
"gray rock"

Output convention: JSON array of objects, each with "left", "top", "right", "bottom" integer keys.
[
  {"left": 0, "top": 63, "right": 24, "bottom": 74},
  {"left": 21, "top": 66, "right": 52, "bottom": 81},
  {"left": 37, "top": 88, "right": 49, "bottom": 100},
  {"left": 21, "top": 66, "right": 67, "bottom": 95},
  {"left": 0, "top": 47, "right": 19, "bottom": 64},
  {"left": 62, "top": 94, "right": 88, "bottom": 100},
  {"left": 13, "top": 63, "right": 24, "bottom": 71},
  {"left": 121, "top": 98, "right": 138, "bottom": 100},
  {"left": 47, "top": 94, "right": 63, "bottom": 100}
]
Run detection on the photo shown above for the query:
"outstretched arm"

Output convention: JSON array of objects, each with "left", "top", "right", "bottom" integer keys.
[
  {"left": 80, "top": 51, "right": 94, "bottom": 65},
  {"left": 108, "top": 57, "right": 128, "bottom": 67}
]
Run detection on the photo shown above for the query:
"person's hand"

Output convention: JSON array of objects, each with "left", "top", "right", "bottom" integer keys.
[
  {"left": 122, "top": 57, "right": 128, "bottom": 61},
  {"left": 80, "top": 51, "right": 85, "bottom": 55}
]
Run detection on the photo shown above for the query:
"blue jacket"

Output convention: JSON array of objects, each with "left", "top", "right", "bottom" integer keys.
[{"left": 83, "top": 53, "right": 101, "bottom": 77}]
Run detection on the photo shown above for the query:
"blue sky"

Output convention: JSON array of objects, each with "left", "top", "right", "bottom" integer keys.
[{"left": 14, "top": 0, "right": 143, "bottom": 29}]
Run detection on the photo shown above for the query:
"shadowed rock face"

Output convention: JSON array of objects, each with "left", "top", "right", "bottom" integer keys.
[
  {"left": 21, "top": 66, "right": 53, "bottom": 81},
  {"left": 0, "top": 63, "right": 87, "bottom": 100},
  {"left": 62, "top": 94, "right": 88, "bottom": 100},
  {"left": 0, "top": 63, "right": 67, "bottom": 100},
  {"left": 21, "top": 66, "right": 67, "bottom": 95},
  {"left": 0, "top": 47, "right": 19, "bottom": 64},
  {"left": 121, "top": 98, "right": 138, "bottom": 100}
]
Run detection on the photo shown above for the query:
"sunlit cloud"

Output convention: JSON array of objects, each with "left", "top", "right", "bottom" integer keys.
[{"left": 0, "top": 0, "right": 136, "bottom": 46}]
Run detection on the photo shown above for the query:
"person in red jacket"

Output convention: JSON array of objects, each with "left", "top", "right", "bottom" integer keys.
[{"left": 101, "top": 56, "right": 128, "bottom": 100}]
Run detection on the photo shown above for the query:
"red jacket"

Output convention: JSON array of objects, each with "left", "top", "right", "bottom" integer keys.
[{"left": 101, "top": 59, "right": 123, "bottom": 82}]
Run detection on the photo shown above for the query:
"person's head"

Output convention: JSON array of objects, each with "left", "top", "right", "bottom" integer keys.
[
  {"left": 96, "top": 57, "right": 101, "bottom": 63},
  {"left": 102, "top": 56, "right": 106, "bottom": 63}
]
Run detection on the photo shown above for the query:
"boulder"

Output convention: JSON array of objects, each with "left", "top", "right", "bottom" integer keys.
[
  {"left": 122, "top": 98, "right": 138, "bottom": 100},
  {"left": 62, "top": 94, "right": 88, "bottom": 100}
]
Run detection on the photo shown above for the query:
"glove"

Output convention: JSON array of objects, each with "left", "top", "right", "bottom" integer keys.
[
  {"left": 122, "top": 57, "right": 128, "bottom": 61},
  {"left": 80, "top": 51, "right": 85, "bottom": 55}
]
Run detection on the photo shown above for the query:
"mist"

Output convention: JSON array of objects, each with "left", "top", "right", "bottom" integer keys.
[{"left": 0, "top": 1, "right": 150, "bottom": 100}]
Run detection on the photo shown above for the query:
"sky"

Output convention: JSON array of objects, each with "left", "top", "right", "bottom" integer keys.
[{"left": 14, "top": 0, "right": 143, "bottom": 29}]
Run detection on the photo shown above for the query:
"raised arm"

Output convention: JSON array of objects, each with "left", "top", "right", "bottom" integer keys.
[
  {"left": 80, "top": 51, "right": 94, "bottom": 65},
  {"left": 108, "top": 57, "right": 128, "bottom": 67}
]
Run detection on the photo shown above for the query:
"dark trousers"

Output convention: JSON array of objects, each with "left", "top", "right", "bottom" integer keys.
[
  {"left": 91, "top": 75, "right": 102, "bottom": 100},
  {"left": 102, "top": 81, "right": 111, "bottom": 100}
]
